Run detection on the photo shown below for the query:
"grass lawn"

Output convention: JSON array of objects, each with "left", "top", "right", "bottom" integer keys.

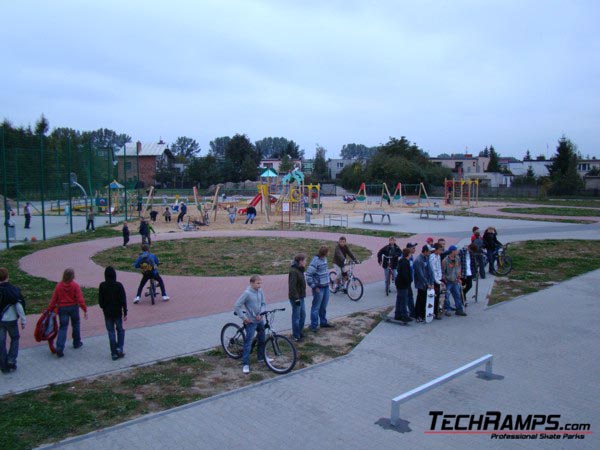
[
  {"left": 488, "top": 240, "right": 600, "bottom": 305},
  {"left": 0, "top": 311, "right": 381, "bottom": 450},
  {"left": 263, "top": 223, "right": 413, "bottom": 238},
  {"left": 499, "top": 206, "right": 600, "bottom": 217},
  {"left": 92, "top": 236, "right": 373, "bottom": 277},
  {"left": 1, "top": 228, "right": 122, "bottom": 314},
  {"left": 487, "top": 198, "right": 600, "bottom": 208},
  {"left": 452, "top": 210, "right": 592, "bottom": 224}
]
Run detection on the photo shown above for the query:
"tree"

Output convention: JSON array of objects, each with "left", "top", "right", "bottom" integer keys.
[
  {"left": 586, "top": 167, "right": 600, "bottom": 177},
  {"left": 536, "top": 154, "right": 546, "bottom": 161},
  {"left": 209, "top": 136, "right": 231, "bottom": 158},
  {"left": 255, "top": 137, "right": 301, "bottom": 159},
  {"left": 82, "top": 128, "right": 131, "bottom": 150},
  {"left": 224, "top": 134, "right": 259, "bottom": 182},
  {"left": 486, "top": 146, "right": 500, "bottom": 172},
  {"left": 313, "top": 145, "right": 329, "bottom": 181},
  {"left": 278, "top": 154, "right": 294, "bottom": 174},
  {"left": 524, "top": 150, "right": 532, "bottom": 161},
  {"left": 170, "top": 136, "right": 201, "bottom": 161},
  {"left": 185, "top": 155, "right": 221, "bottom": 189},
  {"left": 547, "top": 136, "right": 584, "bottom": 195},
  {"left": 35, "top": 114, "right": 49, "bottom": 135},
  {"left": 340, "top": 143, "right": 375, "bottom": 160},
  {"left": 479, "top": 147, "right": 490, "bottom": 157}
]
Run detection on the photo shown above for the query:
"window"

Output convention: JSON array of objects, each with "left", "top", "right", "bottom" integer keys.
[
  {"left": 578, "top": 163, "right": 590, "bottom": 171},
  {"left": 337, "top": 162, "right": 344, "bottom": 168}
]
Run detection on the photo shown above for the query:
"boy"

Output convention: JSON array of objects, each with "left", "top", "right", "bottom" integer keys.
[
  {"left": 234, "top": 275, "right": 267, "bottom": 374},
  {"left": 0, "top": 268, "right": 26, "bottom": 373}
]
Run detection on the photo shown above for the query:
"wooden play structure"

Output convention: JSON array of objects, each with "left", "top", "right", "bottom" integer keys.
[
  {"left": 353, "top": 183, "right": 392, "bottom": 209},
  {"left": 390, "top": 182, "right": 431, "bottom": 207},
  {"left": 444, "top": 178, "right": 480, "bottom": 207}
]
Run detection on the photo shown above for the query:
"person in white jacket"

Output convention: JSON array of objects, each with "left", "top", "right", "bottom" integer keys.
[{"left": 429, "top": 243, "right": 444, "bottom": 320}]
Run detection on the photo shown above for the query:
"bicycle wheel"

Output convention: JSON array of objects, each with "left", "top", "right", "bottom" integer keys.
[
  {"left": 263, "top": 335, "right": 297, "bottom": 374},
  {"left": 220, "top": 323, "right": 245, "bottom": 359},
  {"left": 345, "top": 277, "right": 364, "bottom": 301},
  {"left": 150, "top": 282, "right": 156, "bottom": 305},
  {"left": 329, "top": 270, "right": 338, "bottom": 293},
  {"left": 494, "top": 255, "right": 513, "bottom": 276}
]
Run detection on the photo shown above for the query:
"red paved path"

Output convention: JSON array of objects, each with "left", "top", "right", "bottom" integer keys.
[
  {"left": 471, "top": 204, "right": 600, "bottom": 223},
  {"left": 20, "top": 230, "right": 452, "bottom": 348}
]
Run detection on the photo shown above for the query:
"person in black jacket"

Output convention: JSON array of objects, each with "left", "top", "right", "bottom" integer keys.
[
  {"left": 483, "top": 227, "right": 502, "bottom": 274},
  {"left": 288, "top": 253, "right": 307, "bottom": 342},
  {"left": 393, "top": 249, "right": 413, "bottom": 322},
  {"left": 98, "top": 266, "right": 127, "bottom": 360},
  {"left": 377, "top": 237, "right": 401, "bottom": 295}
]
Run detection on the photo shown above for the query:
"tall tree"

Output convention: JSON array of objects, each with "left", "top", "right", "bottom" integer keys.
[
  {"left": 35, "top": 114, "right": 49, "bottom": 135},
  {"left": 82, "top": 128, "right": 131, "bottom": 150},
  {"left": 340, "top": 143, "right": 375, "bottom": 160},
  {"left": 170, "top": 136, "right": 201, "bottom": 161},
  {"left": 313, "top": 145, "right": 329, "bottom": 181},
  {"left": 225, "top": 134, "right": 259, "bottom": 182},
  {"left": 479, "top": 147, "right": 490, "bottom": 157},
  {"left": 255, "top": 137, "right": 300, "bottom": 159},
  {"left": 186, "top": 155, "right": 221, "bottom": 189},
  {"left": 278, "top": 154, "right": 294, "bottom": 174},
  {"left": 209, "top": 136, "right": 231, "bottom": 158},
  {"left": 547, "top": 136, "right": 584, "bottom": 195},
  {"left": 486, "top": 145, "right": 500, "bottom": 172},
  {"left": 524, "top": 150, "right": 532, "bottom": 161}
]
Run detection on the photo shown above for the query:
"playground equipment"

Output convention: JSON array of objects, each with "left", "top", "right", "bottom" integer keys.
[
  {"left": 392, "top": 182, "right": 431, "bottom": 207},
  {"left": 444, "top": 178, "right": 479, "bottom": 207},
  {"left": 353, "top": 183, "right": 393, "bottom": 209}
]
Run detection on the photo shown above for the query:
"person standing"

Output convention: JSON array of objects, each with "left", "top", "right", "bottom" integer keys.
[
  {"left": 414, "top": 245, "right": 434, "bottom": 322},
  {"left": 429, "top": 243, "right": 444, "bottom": 320},
  {"left": 459, "top": 243, "right": 478, "bottom": 303},
  {"left": 472, "top": 231, "right": 486, "bottom": 279},
  {"left": 405, "top": 243, "right": 418, "bottom": 318},
  {"left": 149, "top": 208, "right": 158, "bottom": 223},
  {"left": 0, "top": 268, "right": 26, "bottom": 373},
  {"left": 442, "top": 246, "right": 467, "bottom": 316},
  {"left": 483, "top": 226, "right": 502, "bottom": 274},
  {"left": 377, "top": 236, "right": 401, "bottom": 295},
  {"left": 139, "top": 218, "right": 150, "bottom": 246},
  {"left": 23, "top": 202, "right": 32, "bottom": 229},
  {"left": 245, "top": 204, "right": 257, "bottom": 224},
  {"left": 122, "top": 221, "right": 130, "bottom": 248},
  {"left": 227, "top": 204, "right": 237, "bottom": 224},
  {"left": 48, "top": 268, "right": 88, "bottom": 358},
  {"left": 177, "top": 202, "right": 187, "bottom": 223},
  {"left": 393, "top": 249, "right": 413, "bottom": 322},
  {"left": 234, "top": 275, "right": 267, "bottom": 374},
  {"left": 86, "top": 208, "right": 95, "bottom": 231},
  {"left": 162, "top": 207, "right": 171, "bottom": 222},
  {"left": 288, "top": 253, "right": 307, "bottom": 342},
  {"left": 306, "top": 245, "right": 333, "bottom": 331},
  {"left": 98, "top": 266, "right": 127, "bottom": 360}
]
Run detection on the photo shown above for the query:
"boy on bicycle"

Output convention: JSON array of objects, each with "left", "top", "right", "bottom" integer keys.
[
  {"left": 234, "top": 275, "right": 267, "bottom": 374},
  {"left": 133, "top": 244, "right": 169, "bottom": 303},
  {"left": 333, "top": 236, "right": 359, "bottom": 289}
]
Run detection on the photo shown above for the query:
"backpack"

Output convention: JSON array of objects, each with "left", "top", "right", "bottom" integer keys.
[
  {"left": 139, "top": 221, "right": 148, "bottom": 236},
  {"left": 139, "top": 253, "right": 155, "bottom": 273},
  {"left": 34, "top": 308, "right": 58, "bottom": 353}
]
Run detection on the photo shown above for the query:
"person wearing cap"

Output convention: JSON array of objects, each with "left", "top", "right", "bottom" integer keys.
[
  {"left": 429, "top": 243, "right": 444, "bottom": 320},
  {"left": 405, "top": 243, "right": 418, "bottom": 318},
  {"left": 377, "top": 237, "right": 401, "bottom": 295},
  {"left": 414, "top": 245, "right": 434, "bottom": 322},
  {"left": 426, "top": 237, "right": 434, "bottom": 251},
  {"left": 442, "top": 246, "right": 467, "bottom": 316}
]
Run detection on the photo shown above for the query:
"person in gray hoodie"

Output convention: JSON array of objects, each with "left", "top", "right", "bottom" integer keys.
[
  {"left": 305, "top": 245, "right": 333, "bottom": 332},
  {"left": 99, "top": 266, "right": 128, "bottom": 360},
  {"left": 442, "top": 246, "right": 467, "bottom": 316},
  {"left": 234, "top": 275, "right": 267, "bottom": 374}
]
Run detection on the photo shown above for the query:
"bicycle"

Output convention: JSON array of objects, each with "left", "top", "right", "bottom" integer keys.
[
  {"left": 492, "top": 244, "right": 513, "bottom": 276},
  {"left": 381, "top": 255, "right": 396, "bottom": 296},
  {"left": 144, "top": 278, "right": 157, "bottom": 305},
  {"left": 328, "top": 261, "right": 364, "bottom": 301},
  {"left": 220, "top": 308, "right": 297, "bottom": 374}
]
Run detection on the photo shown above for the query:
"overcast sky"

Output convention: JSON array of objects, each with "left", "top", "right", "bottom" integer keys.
[{"left": 1, "top": 0, "right": 598, "bottom": 159}]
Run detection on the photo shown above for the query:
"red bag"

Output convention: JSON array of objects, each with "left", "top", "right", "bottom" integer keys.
[{"left": 34, "top": 308, "right": 58, "bottom": 353}]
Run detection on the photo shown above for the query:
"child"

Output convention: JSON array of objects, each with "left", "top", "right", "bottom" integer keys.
[
  {"left": 122, "top": 221, "right": 130, "bottom": 248},
  {"left": 0, "top": 268, "right": 26, "bottom": 373},
  {"left": 149, "top": 208, "right": 158, "bottom": 223},
  {"left": 227, "top": 204, "right": 237, "bottom": 224},
  {"left": 163, "top": 207, "right": 171, "bottom": 222},
  {"left": 98, "top": 266, "right": 127, "bottom": 360},
  {"left": 234, "top": 275, "right": 267, "bottom": 374}
]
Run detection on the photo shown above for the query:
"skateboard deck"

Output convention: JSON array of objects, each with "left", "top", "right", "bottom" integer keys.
[
  {"left": 425, "top": 288, "right": 435, "bottom": 323},
  {"left": 381, "top": 313, "right": 408, "bottom": 325}
]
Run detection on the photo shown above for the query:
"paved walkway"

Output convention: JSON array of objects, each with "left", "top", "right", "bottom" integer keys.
[{"left": 46, "top": 269, "right": 599, "bottom": 449}]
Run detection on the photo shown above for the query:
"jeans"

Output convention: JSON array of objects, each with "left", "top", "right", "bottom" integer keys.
[
  {"left": 289, "top": 298, "right": 306, "bottom": 339},
  {"left": 407, "top": 286, "right": 416, "bottom": 317},
  {"left": 228, "top": 214, "right": 236, "bottom": 224},
  {"left": 105, "top": 317, "right": 125, "bottom": 356},
  {"left": 476, "top": 254, "right": 486, "bottom": 278},
  {"left": 136, "top": 272, "right": 167, "bottom": 297},
  {"left": 86, "top": 219, "right": 95, "bottom": 231},
  {"left": 56, "top": 305, "right": 82, "bottom": 352},
  {"left": 242, "top": 320, "right": 265, "bottom": 365},
  {"left": 415, "top": 288, "right": 427, "bottom": 320},
  {"left": 24, "top": 214, "right": 31, "bottom": 228},
  {"left": 394, "top": 288, "right": 409, "bottom": 319},
  {"left": 310, "top": 286, "right": 330, "bottom": 329},
  {"left": 245, "top": 213, "right": 256, "bottom": 224},
  {"left": 446, "top": 282, "right": 464, "bottom": 312},
  {"left": 123, "top": 234, "right": 130, "bottom": 246},
  {"left": 0, "top": 320, "right": 19, "bottom": 369},
  {"left": 383, "top": 268, "right": 397, "bottom": 291},
  {"left": 486, "top": 249, "right": 496, "bottom": 273}
]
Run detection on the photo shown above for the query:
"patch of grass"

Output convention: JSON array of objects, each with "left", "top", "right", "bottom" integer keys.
[
  {"left": 488, "top": 240, "right": 600, "bottom": 305},
  {"left": 263, "top": 223, "right": 413, "bottom": 238},
  {"left": 452, "top": 210, "right": 592, "bottom": 224},
  {"left": 1, "top": 227, "right": 123, "bottom": 314},
  {"left": 499, "top": 207, "right": 600, "bottom": 217},
  {"left": 92, "top": 237, "right": 373, "bottom": 276},
  {"left": 487, "top": 198, "right": 600, "bottom": 208},
  {"left": 0, "top": 310, "right": 382, "bottom": 449}
]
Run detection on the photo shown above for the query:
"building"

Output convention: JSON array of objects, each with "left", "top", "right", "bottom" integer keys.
[
  {"left": 259, "top": 159, "right": 302, "bottom": 173},
  {"left": 577, "top": 158, "right": 600, "bottom": 178},
  {"left": 114, "top": 141, "right": 174, "bottom": 188},
  {"left": 327, "top": 159, "right": 356, "bottom": 180},
  {"left": 430, "top": 154, "right": 490, "bottom": 176},
  {"left": 302, "top": 159, "right": 315, "bottom": 174},
  {"left": 508, "top": 160, "right": 551, "bottom": 177}
]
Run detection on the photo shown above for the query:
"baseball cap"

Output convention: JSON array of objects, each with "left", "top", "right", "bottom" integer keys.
[
  {"left": 426, "top": 237, "right": 434, "bottom": 244},
  {"left": 448, "top": 245, "right": 458, "bottom": 252},
  {"left": 422, "top": 244, "right": 430, "bottom": 253},
  {"left": 406, "top": 243, "right": 418, "bottom": 248}
]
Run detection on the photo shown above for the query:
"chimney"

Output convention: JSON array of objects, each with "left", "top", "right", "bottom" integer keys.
[{"left": 136, "top": 141, "right": 142, "bottom": 155}]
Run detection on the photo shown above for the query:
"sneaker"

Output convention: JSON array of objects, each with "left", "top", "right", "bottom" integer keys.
[
  {"left": 310, "top": 327, "right": 318, "bottom": 333},
  {"left": 292, "top": 336, "right": 302, "bottom": 342},
  {"left": 320, "top": 323, "right": 335, "bottom": 328},
  {"left": 445, "top": 311, "right": 452, "bottom": 317},
  {"left": 73, "top": 342, "right": 83, "bottom": 349},
  {"left": 456, "top": 311, "right": 467, "bottom": 316},
  {"left": 242, "top": 365, "right": 250, "bottom": 374},
  {"left": 7, "top": 363, "right": 17, "bottom": 371},
  {"left": 1, "top": 368, "right": 9, "bottom": 374},
  {"left": 162, "top": 295, "right": 170, "bottom": 301},
  {"left": 134, "top": 296, "right": 140, "bottom": 304},
  {"left": 117, "top": 351, "right": 125, "bottom": 359},
  {"left": 112, "top": 354, "right": 119, "bottom": 361},
  {"left": 56, "top": 350, "right": 64, "bottom": 358},
  {"left": 258, "top": 357, "right": 274, "bottom": 363}
]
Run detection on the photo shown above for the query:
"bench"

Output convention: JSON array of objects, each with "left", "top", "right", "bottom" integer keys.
[
  {"left": 419, "top": 207, "right": 446, "bottom": 220},
  {"left": 363, "top": 210, "right": 391, "bottom": 224},
  {"left": 323, "top": 213, "right": 348, "bottom": 228}
]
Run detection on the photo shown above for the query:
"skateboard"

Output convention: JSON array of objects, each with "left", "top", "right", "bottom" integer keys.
[
  {"left": 425, "top": 288, "right": 435, "bottom": 323},
  {"left": 381, "top": 313, "right": 409, "bottom": 325}
]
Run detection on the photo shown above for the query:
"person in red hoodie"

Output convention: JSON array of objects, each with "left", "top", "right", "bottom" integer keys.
[{"left": 48, "top": 268, "right": 88, "bottom": 358}]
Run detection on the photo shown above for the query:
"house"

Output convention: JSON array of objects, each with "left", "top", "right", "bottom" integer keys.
[
  {"left": 430, "top": 154, "right": 490, "bottom": 177},
  {"left": 302, "top": 159, "right": 315, "bottom": 174},
  {"left": 507, "top": 160, "right": 551, "bottom": 177},
  {"left": 259, "top": 158, "right": 302, "bottom": 173},
  {"left": 327, "top": 159, "right": 356, "bottom": 180},
  {"left": 114, "top": 140, "right": 174, "bottom": 188},
  {"left": 577, "top": 158, "right": 600, "bottom": 177}
]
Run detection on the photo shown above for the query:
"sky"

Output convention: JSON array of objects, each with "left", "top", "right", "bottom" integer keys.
[{"left": 1, "top": 0, "right": 599, "bottom": 160}]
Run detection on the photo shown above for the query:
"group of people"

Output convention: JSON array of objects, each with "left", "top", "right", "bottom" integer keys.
[{"left": 226, "top": 204, "right": 257, "bottom": 225}]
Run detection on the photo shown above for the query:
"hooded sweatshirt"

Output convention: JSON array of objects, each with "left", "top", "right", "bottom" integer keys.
[
  {"left": 288, "top": 261, "right": 306, "bottom": 301},
  {"left": 99, "top": 267, "right": 128, "bottom": 319},
  {"left": 49, "top": 279, "right": 87, "bottom": 312},
  {"left": 234, "top": 287, "right": 266, "bottom": 323},
  {"left": 0, "top": 281, "right": 26, "bottom": 322}
]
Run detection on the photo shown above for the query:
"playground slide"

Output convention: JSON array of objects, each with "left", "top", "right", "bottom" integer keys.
[{"left": 237, "top": 193, "right": 262, "bottom": 215}]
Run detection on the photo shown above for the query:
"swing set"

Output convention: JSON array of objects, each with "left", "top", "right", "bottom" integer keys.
[
  {"left": 444, "top": 178, "right": 480, "bottom": 207},
  {"left": 354, "top": 182, "right": 431, "bottom": 208}
]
